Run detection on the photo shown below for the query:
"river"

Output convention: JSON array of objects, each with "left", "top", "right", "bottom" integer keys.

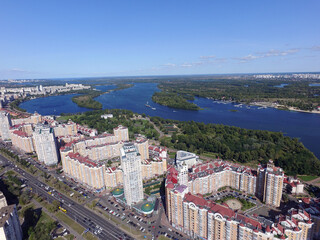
[{"left": 20, "top": 83, "right": 320, "bottom": 158}]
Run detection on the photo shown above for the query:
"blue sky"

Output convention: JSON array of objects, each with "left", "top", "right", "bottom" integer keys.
[{"left": 0, "top": 0, "right": 319, "bottom": 79}]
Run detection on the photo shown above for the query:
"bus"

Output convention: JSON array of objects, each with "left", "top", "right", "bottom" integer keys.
[
  {"left": 59, "top": 206, "right": 67, "bottom": 213},
  {"left": 70, "top": 192, "right": 74, "bottom": 197}
]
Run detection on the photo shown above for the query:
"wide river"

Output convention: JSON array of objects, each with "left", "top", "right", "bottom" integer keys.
[{"left": 20, "top": 83, "right": 320, "bottom": 158}]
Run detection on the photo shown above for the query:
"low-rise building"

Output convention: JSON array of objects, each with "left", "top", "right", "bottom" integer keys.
[{"left": 175, "top": 150, "right": 198, "bottom": 168}]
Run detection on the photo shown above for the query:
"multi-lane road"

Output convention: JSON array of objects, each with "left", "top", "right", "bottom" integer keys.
[{"left": 0, "top": 153, "right": 133, "bottom": 240}]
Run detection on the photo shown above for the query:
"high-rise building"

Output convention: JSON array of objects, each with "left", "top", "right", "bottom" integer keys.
[
  {"left": 257, "top": 160, "right": 284, "bottom": 207},
  {"left": 120, "top": 143, "right": 144, "bottom": 206},
  {"left": 0, "top": 205, "right": 23, "bottom": 240},
  {"left": 135, "top": 137, "right": 149, "bottom": 160},
  {"left": 0, "top": 111, "right": 12, "bottom": 141},
  {"left": 33, "top": 124, "right": 59, "bottom": 166}
]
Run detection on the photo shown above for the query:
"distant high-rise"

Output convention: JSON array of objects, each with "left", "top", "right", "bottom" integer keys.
[
  {"left": 33, "top": 124, "right": 59, "bottom": 166},
  {"left": 0, "top": 111, "right": 12, "bottom": 141},
  {"left": 120, "top": 143, "right": 144, "bottom": 206}
]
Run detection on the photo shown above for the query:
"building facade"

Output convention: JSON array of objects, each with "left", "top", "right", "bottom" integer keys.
[
  {"left": 33, "top": 124, "right": 59, "bottom": 166},
  {"left": 257, "top": 160, "right": 284, "bottom": 207},
  {"left": 0, "top": 205, "right": 23, "bottom": 240},
  {"left": 165, "top": 160, "right": 313, "bottom": 240},
  {"left": 10, "top": 130, "right": 34, "bottom": 153},
  {"left": 120, "top": 143, "right": 144, "bottom": 206},
  {"left": 0, "top": 111, "right": 12, "bottom": 141}
]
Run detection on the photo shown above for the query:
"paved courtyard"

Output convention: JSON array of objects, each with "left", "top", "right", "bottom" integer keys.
[{"left": 225, "top": 199, "right": 242, "bottom": 211}]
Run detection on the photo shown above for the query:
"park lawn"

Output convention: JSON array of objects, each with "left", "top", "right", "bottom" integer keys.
[
  {"left": 158, "top": 236, "right": 171, "bottom": 240},
  {"left": 53, "top": 234, "right": 74, "bottom": 240},
  {"left": 56, "top": 115, "right": 72, "bottom": 122},
  {"left": 298, "top": 175, "right": 319, "bottom": 182},
  {"left": 55, "top": 212, "right": 98, "bottom": 240},
  {"left": 55, "top": 212, "right": 85, "bottom": 235},
  {"left": 202, "top": 152, "right": 218, "bottom": 158}
]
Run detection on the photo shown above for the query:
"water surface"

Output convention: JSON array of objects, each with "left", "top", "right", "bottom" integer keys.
[{"left": 21, "top": 83, "right": 320, "bottom": 158}]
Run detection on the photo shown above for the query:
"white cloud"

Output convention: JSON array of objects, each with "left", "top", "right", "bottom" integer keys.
[
  {"left": 200, "top": 55, "right": 216, "bottom": 59},
  {"left": 180, "top": 63, "right": 193, "bottom": 67},
  {"left": 161, "top": 63, "right": 176, "bottom": 67},
  {"left": 235, "top": 48, "right": 300, "bottom": 62}
]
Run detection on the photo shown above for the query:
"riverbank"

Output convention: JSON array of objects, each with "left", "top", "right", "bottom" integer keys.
[
  {"left": 214, "top": 99, "right": 320, "bottom": 115},
  {"left": 17, "top": 82, "right": 320, "bottom": 159}
]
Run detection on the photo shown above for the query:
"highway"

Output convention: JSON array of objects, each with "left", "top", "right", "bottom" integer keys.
[{"left": 0, "top": 154, "right": 133, "bottom": 240}]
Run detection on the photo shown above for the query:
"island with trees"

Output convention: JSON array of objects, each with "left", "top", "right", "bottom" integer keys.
[
  {"left": 152, "top": 79, "right": 320, "bottom": 112},
  {"left": 152, "top": 91, "right": 200, "bottom": 110}
]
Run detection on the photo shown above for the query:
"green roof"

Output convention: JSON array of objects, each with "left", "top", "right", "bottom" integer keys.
[
  {"left": 141, "top": 203, "right": 154, "bottom": 214},
  {"left": 112, "top": 188, "right": 124, "bottom": 196}
]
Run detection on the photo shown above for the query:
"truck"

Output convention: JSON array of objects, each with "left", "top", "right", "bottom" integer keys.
[{"left": 69, "top": 192, "right": 74, "bottom": 197}]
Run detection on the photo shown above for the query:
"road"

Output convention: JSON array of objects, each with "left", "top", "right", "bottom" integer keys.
[{"left": 0, "top": 153, "right": 133, "bottom": 240}]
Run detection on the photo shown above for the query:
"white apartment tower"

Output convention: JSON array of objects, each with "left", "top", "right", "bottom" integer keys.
[
  {"left": 120, "top": 143, "right": 144, "bottom": 206},
  {"left": 0, "top": 111, "right": 12, "bottom": 141},
  {"left": 178, "top": 163, "right": 188, "bottom": 186},
  {"left": 33, "top": 124, "right": 59, "bottom": 166}
]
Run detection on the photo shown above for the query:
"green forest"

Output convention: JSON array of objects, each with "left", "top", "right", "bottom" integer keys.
[
  {"left": 152, "top": 92, "right": 200, "bottom": 110},
  {"left": 62, "top": 109, "right": 160, "bottom": 140},
  {"left": 155, "top": 79, "right": 320, "bottom": 111},
  {"left": 151, "top": 116, "right": 320, "bottom": 176},
  {"left": 60, "top": 109, "right": 320, "bottom": 176}
]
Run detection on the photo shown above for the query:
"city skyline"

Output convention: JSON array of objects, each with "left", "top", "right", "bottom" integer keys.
[{"left": 1, "top": 0, "right": 319, "bottom": 79}]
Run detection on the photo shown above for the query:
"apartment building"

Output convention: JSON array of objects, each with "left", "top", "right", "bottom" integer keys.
[
  {"left": 141, "top": 157, "right": 167, "bottom": 179},
  {"left": 53, "top": 120, "right": 78, "bottom": 137},
  {"left": 0, "top": 205, "right": 23, "bottom": 240},
  {"left": 63, "top": 152, "right": 106, "bottom": 191},
  {"left": 105, "top": 167, "right": 124, "bottom": 188},
  {"left": 0, "top": 111, "right": 12, "bottom": 141},
  {"left": 0, "top": 191, "right": 7, "bottom": 208},
  {"left": 301, "top": 197, "right": 320, "bottom": 239},
  {"left": 33, "top": 124, "right": 59, "bottom": 166},
  {"left": 166, "top": 183, "right": 314, "bottom": 239},
  {"left": 120, "top": 143, "right": 144, "bottom": 206},
  {"left": 113, "top": 125, "right": 129, "bottom": 142},
  {"left": 186, "top": 161, "right": 257, "bottom": 196},
  {"left": 11, "top": 112, "right": 42, "bottom": 125},
  {"left": 10, "top": 130, "right": 34, "bottom": 153},
  {"left": 135, "top": 137, "right": 149, "bottom": 160},
  {"left": 257, "top": 160, "right": 284, "bottom": 207}
]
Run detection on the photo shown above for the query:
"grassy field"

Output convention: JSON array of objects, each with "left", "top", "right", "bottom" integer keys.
[
  {"left": 201, "top": 152, "right": 218, "bottom": 158},
  {"left": 298, "top": 175, "right": 319, "bottom": 182},
  {"left": 158, "top": 236, "right": 171, "bottom": 240},
  {"left": 55, "top": 212, "right": 98, "bottom": 240},
  {"left": 55, "top": 235, "right": 74, "bottom": 240}
]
